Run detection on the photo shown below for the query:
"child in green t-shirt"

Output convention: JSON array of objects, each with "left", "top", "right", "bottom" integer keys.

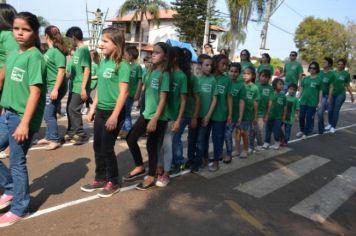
[
  {"left": 281, "top": 83, "right": 299, "bottom": 146},
  {"left": 262, "top": 78, "right": 287, "bottom": 150},
  {"left": 81, "top": 27, "right": 130, "bottom": 197},
  {"left": 191, "top": 54, "right": 217, "bottom": 172},
  {"left": 119, "top": 46, "right": 142, "bottom": 139},
  {"left": 225, "top": 63, "right": 245, "bottom": 163},
  {"left": 209, "top": 54, "right": 231, "bottom": 171},
  {"left": 249, "top": 69, "right": 273, "bottom": 153},
  {"left": 237, "top": 66, "right": 260, "bottom": 159},
  {"left": 0, "top": 11, "right": 46, "bottom": 225},
  {"left": 124, "top": 42, "right": 172, "bottom": 191}
]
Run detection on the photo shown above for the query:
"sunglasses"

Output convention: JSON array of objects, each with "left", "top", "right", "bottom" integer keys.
[
  {"left": 309, "top": 67, "right": 317, "bottom": 70},
  {"left": 290, "top": 54, "right": 297, "bottom": 57},
  {"left": 241, "top": 53, "right": 247, "bottom": 56},
  {"left": 337, "top": 63, "right": 344, "bottom": 66}
]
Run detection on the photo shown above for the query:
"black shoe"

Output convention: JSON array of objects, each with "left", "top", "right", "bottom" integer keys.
[
  {"left": 135, "top": 181, "right": 155, "bottom": 191},
  {"left": 70, "top": 134, "right": 87, "bottom": 145},
  {"left": 81, "top": 180, "right": 107, "bottom": 192},
  {"left": 97, "top": 182, "right": 120, "bottom": 197},
  {"left": 122, "top": 169, "right": 146, "bottom": 182}
]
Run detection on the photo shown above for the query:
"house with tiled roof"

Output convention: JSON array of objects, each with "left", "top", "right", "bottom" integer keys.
[{"left": 107, "top": 9, "right": 225, "bottom": 53}]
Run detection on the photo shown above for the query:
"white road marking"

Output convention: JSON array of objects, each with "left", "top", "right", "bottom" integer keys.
[
  {"left": 290, "top": 167, "right": 356, "bottom": 223},
  {"left": 234, "top": 155, "right": 329, "bottom": 198}
]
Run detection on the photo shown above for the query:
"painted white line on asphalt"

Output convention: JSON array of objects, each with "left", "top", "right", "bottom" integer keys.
[
  {"left": 26, "top": 169, "right": 191, "bottom": 220},
  {"left": 290, "top": 167, "right": 356, "bottom": 223},
  {"left": 288, "top": 123, "right": 356, "bottom": 144},
  {"left": 234, "top": 155, "right": 329, "bottom": 198}
]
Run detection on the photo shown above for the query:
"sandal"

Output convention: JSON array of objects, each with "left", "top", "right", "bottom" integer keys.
[
  {"left": 123, "top": 169, "right": 146, "bottom": 182},
  {"left": 135, "top": 180, "right": 155, "bottom": 191}
]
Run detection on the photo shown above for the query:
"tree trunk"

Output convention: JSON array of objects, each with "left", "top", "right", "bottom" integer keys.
[{"left": 230, "top": 33, "right": 237, "bottom": 61}]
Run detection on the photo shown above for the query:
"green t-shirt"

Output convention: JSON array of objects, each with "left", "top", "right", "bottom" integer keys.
[
  {"left": 44, "top": 47, "right": 66, "bottom": 90},
  {"left": 229, "top": 79, "right": 245, "bottom": 122},
  {"left": 319, "top": 70, "right": 335, "bottom": 96},
  {"left": 0, "top": 31, "right": 18, "bottom": 70},
  {"left": 184, "top": 75, "right": 200, "bottom": 118},
  {"left": 257, "top": 64, "right": 274, "bottom": 76},
  {"left": 211, "top": 74, "right": 231, "bottom": 121},
  {"left": 143, "top": 70, "right": 170, "bottom": 120},
  {"left": 168, "top": 70, "right": 188, "bottom": 120},
  {"left": 128, "top": 63, "right": 142, "bottom": 97},
  {"left": 300, "top": 75, "right": 321, "bottom": 107},
  {"left": 257, "top": 83, "right": 273, "bottom": 117},
  {"left": 1, "top": 48, "right": 46, "bottom": 132},
  {"left": 285, "top": 95, "right": 300, "bottom": 125},
  {"left": 239, "top": 61, "right": 254, "bottom": 81},
  {"left": 198, "top": 75, "right": 217, "bottom": 118},
  {"left": 97, "top": 59, "right": 130, "bottom": 110},
  {"left": 269, "top": 91, "right": 286, "bottom": 120},
  {"left": 242, "top": 83, "right": 260, "bottom": 121},
  {"left": 69, "top": 46, "right": 91, "bottom": 93},
  {"left": 332, "top": 70, "right": 351, "bottom": 96},
  {"left": 90, "top": 63, "right": 98, "bottom": 90},
  {"left": 284, "top": 61, "right": 303, "bottom": 85}
]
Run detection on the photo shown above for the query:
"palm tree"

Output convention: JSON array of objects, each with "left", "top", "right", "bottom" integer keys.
[
  {"left": 226, "top": 0, "right": 278, "bottom": 60},
  {"left": 118, "top": 0, "right": 168, "bottom": 60}
]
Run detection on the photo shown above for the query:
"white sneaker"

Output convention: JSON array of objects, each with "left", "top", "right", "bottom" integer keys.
[
  {"left": 325, "top": 124, "right": 332, "bottom": 130},
  {"left": 329, "top": 127, "right": 335, "bottom": 134},
  {"left": 248, "top": 148, "right": 255, "bottom": 154},
  {"left": 301, "top": 135, "right": 307, "bottom": 140},
  {"left": 0, "top": 151, "right": 9, "bottom": 159},
  {"left": 271, "top": 142, "right": 280, "bottom": 150},
  {"left": 296, "top": 131, "right": 303, "bottom": 138},
  {"left": 255, "top": 145, "right": 263, "bottom": 152},
  {"left": 262, "top": 142, "right": 269, "bottom": 149}
]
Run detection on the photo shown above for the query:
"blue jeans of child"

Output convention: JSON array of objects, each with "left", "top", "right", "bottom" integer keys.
[
  {"left": 0, "top": 110, "right": 34, "bottom": 216},
  {"left": 211, "top": 121, "right": 226, "bottom": 161},
  {"left": 299, "top": 105, "right": 316, "bottom": 136},
  {"left": 328, "top": 95, "right": 346, "bottom": 128},
  {"left": 281, "top": 123, "right": 292, "bottom": 143},
  {"left": 44, "top": 86, "right": 67, "bottom": 142},
  {"left": 317, "top": 95, "right": 329, "bottom": 134},
  {"left": 264, "top": 119, "right": 282, "bottom": 143},
  {"left": 225, "top": 122, "right": 236, "bottom": 156},
  {"left": 172, "top": 117, "right": 190, "bottom": 166},
  {"left": 193, "top": 119, "right": 211, "bottom": 170},
  {"left": 122, "top": 96, "right": 134, "bottom": 132}
]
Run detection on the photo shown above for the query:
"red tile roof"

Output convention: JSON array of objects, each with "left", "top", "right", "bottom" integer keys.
[{"left": 108, "top": 9, "right": 176, "bottom": 22}]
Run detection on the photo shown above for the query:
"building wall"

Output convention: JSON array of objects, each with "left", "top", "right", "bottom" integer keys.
[{"left": 147, "top": 20, "right": 179, "bottom": 44}]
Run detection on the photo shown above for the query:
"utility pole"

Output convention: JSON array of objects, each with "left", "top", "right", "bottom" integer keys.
[
  {"left": 260, "top": 0, "right": 272, "bottom": 51},
  {"left": 86, "top": 7, "right": 108, "bottom": 50},
  {"left": 202, "top": 0, "right": 211, "bottom": 50}
]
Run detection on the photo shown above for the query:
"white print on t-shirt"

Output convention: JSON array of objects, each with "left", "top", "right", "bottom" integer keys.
[
  {"left": 11, "top": 67, "right": 25, "bottom": 82},
  {"left": 246, "top": 90, "right": 255, "bottom": 99},
  {"left": 277, "top": 97, "right": 284, "bottom": 105},
  {"left": 43, "top": 54, "right": 49, "bottom": 62},
  {"left": 338, "top": 76, "right": 345, "bottom": 81},
  {"left": 217, "top": 85, "right": 225, "bottom": 94},
  {"left": 201, "top": 84, "right": 212, "bottom": 93},
  {"left": 103, "top": 68, "right": 114, "bottom": 79},
  {"left": 172, "top": 82, "right": 178, "bottom": 92},
  {"left": 262, "top": 88, "right": 271, "bottom": 96},
  {"left": 310, "top": 82, "right": 317, "bottom": 88},
  {"left": 73, "top": 56, "right": 79, "bottom": 64},
  {"left": 323, "top": 77, "right": 329, "bottom": 83},
  {"left": 291, "top": 65, "right": 296, "bottom": 70},
  {"left": 231, "top": 88, "right": 240, "bottom": 96},
  {"left": 151, "top": 77, "right": 159, "bottom": 89}
]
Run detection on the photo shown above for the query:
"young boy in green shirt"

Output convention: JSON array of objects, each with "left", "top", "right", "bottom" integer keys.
[
  {"left": 281, "top": 83, "right": 299, "bottom": 146},
  {"left": 65, "top": 26, "right": 91, "bottom": 144}
]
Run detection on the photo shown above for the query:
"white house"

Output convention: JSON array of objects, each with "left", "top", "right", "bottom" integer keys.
[{"left": 107, "top": 9, "right": 225, "bottom": 54}]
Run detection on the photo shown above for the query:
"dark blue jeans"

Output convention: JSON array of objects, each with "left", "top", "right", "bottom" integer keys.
[
  {"left": 211, "top": 120, "right": 226, "bottom": 161},
  {"left": 281, "top": 123, "right": 292, "bottom": 143},
  {"left": 224, "top": 122, "right": 236, "bottom": 156},
  {"left": 328, "top": 95, "right": 346, "bottom": 128},
  {"left": 193, "top": 119, "right": 211, "bottom": 170},
  {"left": 299, "top": 105, "right": 316, "bottom": 136},
  {"left": 122, "top": 96, "right": 134, "bottom": 132},
  {"left": 0, "top": 111, "right": 34, "bottom": 216},
  {"left": 44, "top": 86, "right": 67, "bottom": 141},
  {"left": 317, "top": 95, "right": 329, "bottom": 134},
  {"left": 172, "top": 117, "right": 190, "bottom": 166},
  {"left": 264, "top": 119, "right": 282, "bottom": 143}
]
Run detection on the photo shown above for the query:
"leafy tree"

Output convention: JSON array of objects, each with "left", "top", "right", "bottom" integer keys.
[
  {"left": 294, "top": 16, "right": 348, "bottom": 65},
  {"left": 37, "top": 16, "right": 50, "bottom": 28},
  {"left": 345, "top": 20, "right": 356, "bottom": 76},
  {"left": 118, "top": 0, "right": 168, "bottom": 60}
]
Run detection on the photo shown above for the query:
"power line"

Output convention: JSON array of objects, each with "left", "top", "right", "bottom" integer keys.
[
  {"left": 269, "top": 21, "right": 294, "bottom": 35},
  {"left": 283, "top": 2, "right": 305, "bottom": 18},
  {"left": 270, "top": 0, "right": 285, "bottom": 16}
]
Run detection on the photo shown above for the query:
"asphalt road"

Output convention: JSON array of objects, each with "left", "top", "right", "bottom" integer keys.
[{"left": 0, "top": 101, "right": 355, "bottom": 236}]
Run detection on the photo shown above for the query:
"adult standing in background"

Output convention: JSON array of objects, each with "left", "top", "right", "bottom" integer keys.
[{"left": 282, "top": 51, "right": 303, "bottom": 93}]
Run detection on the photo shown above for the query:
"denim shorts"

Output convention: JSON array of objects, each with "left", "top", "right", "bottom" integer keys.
[{"left": 239, "top": 121, "right": 252, "bottom": 131}]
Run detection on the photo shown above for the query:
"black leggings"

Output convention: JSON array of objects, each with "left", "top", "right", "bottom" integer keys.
[
  {"left": 93, "top": 108, "right": 125, "bottom": 184},
  {"left": 126, "top": 115, "right": 167, "bottom": 176}
]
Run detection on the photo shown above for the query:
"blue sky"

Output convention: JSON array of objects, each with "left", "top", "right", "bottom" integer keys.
[{"left": 7, "top": 0, "right": 355, "bottom": 59}]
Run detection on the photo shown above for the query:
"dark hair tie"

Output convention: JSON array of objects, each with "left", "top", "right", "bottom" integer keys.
[{"left": 51, "top": 26, "right": 60, "bottom": 35}]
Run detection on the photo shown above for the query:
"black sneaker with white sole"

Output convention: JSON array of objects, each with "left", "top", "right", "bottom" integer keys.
[
  {"left": 97, "top": 181, "right": 120, "bottom": 197},
  {"left": 81, "top": 180, "right": 107, "bottom": 192}
]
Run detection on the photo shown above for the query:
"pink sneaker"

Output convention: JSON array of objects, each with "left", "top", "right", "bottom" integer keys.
[
  {"left": 0, "top": 194, "right": 13, "bottom": 210},
  {"left": 155, "top": 175, "right": 170, "bottom": 187},
  {"left": 0, "top": 212, "right": 22, "bottom": 227}
]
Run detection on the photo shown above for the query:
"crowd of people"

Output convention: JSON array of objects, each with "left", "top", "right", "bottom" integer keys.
[{"left": 0, "top": 3, "right": 354, "bottom": 227}]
